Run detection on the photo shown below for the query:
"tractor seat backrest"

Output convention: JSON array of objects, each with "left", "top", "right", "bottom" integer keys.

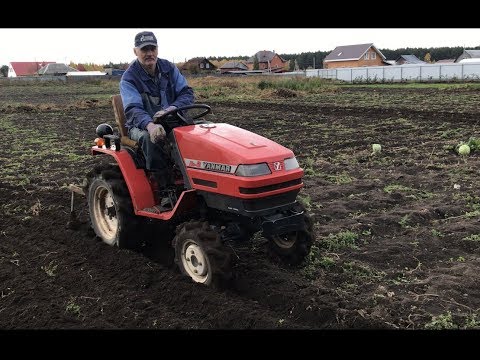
[
  {"left": 111, "top": 95, "right": 138, "bottom": 148},
  {"left": 112, "top": 94, "right": 128, "bottom": 137}
]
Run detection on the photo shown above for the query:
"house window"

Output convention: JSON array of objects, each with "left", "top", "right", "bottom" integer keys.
[
  {"left": 200, "top": 63, "right": 204, "bottom": 69},
  {"left": 364, "top": 53, "right": 369, "bottom": 60},
  {"left": 371, "top": 52, "right": 376, "bottom": 59},
  {"left": 206, "top": 63, "right": 209, "bottom": 69}
]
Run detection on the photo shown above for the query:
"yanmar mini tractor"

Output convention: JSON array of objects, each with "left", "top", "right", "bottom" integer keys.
[{"left": 72, "top": 95, "right": 313, "bottom": 286}]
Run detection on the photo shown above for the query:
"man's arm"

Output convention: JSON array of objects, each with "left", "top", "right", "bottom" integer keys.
[
  {"left": 168, "top": 65, "right": 195, "bottom": 108},
  {"left": 120, "top": 79, "right": 153, "bottom": 130}
]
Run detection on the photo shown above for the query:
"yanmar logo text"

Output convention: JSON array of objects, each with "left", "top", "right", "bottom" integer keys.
[{"left": 184, "top": 159, "right": 237, "bottom": 174}]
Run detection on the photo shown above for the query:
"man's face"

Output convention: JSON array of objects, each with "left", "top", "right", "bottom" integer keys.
[{"left": 134, "top": 45, "right": 158, "bottom": 69}]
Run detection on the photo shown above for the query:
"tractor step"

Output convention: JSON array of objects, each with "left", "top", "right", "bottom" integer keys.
[
  {"left": 142, "top": 206, "right": 163, "bottom": 214},
  {"left": 142, "top": 203, "right": 173, "bottom": 214}
]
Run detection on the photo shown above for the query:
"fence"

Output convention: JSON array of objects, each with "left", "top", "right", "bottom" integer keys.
[{"left": 306, "top": 63, "right": 480, "bottom": 83}]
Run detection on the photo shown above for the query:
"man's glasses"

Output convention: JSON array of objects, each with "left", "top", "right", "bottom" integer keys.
[{"left": 141, "top": 46, "right": 157, "bottom": 52}]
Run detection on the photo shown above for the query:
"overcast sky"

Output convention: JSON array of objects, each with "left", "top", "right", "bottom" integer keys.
[{"left": 1, "top": 28, "right": 480, "bottom": 66}]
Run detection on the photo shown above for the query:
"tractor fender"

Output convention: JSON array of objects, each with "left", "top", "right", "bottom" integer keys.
[{"left": 91, "top": 147, "right": 156, "bottom": 211}]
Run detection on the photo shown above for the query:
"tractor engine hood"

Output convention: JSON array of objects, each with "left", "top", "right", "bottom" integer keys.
[{"left": 174, "top": 123, "right": 295, "bottom": 167}]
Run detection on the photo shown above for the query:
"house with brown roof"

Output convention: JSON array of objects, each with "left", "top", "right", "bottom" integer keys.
[
  {"left": 180, "top": 57, "right": 216, "bottom": 74},
  {"left": 219, "top": 61, "right": 248, "bottom": 74},
  {"left": 323, "top": 43, "right": 386, "bottom": 69},
  {"left": 8, "top": 61, "right": 55, "bottom": 77},
  {"left": 247, "top": 51, "right": 287, "bottom": 72}
]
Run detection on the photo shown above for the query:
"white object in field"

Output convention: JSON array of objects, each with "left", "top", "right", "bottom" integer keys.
[
  {"left": 372, "top": 144, "right": 382, "bottom": 153},
  {"left": 458, "top": 144, "right": 471, "bottom": 156}
]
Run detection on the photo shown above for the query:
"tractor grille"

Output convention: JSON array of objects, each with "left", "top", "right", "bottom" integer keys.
[
  {"left": 192, "top": 178, "right": 218, "bottom": 188},
  {"left": 243, "top": 190, "right": 299, "bottom": 212},
  {"left": 239, "top": 178, "right": 302, "bottom": 194}
]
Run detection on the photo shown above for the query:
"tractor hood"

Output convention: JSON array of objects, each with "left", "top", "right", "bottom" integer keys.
[{"left": 174, "top": 123, "right": 294, "bottom": 166}]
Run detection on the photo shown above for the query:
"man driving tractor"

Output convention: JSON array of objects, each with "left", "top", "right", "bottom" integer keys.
[{"left": 120, "top": 31, "right": 195, "bottom": 209}]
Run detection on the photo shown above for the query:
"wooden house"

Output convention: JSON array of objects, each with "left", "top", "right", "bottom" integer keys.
[
  {"left": 181, "top": 57, "right": 216, "bottom": 73},
  {"left": 323, "top": 44, "right": 386, "bottom": 69}
]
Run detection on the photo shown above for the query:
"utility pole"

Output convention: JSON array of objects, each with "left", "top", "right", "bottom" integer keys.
[{"left": 313, "top": 57, "right": 315, "bottom": 69}]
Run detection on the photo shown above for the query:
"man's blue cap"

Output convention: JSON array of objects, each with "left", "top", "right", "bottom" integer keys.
[{"left": 135, "top": 31, "right": 157, "bottom": 48}]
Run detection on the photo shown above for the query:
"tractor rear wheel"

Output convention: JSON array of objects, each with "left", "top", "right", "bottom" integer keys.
[
  {"left": 173, "top": 220, "right": 233, "bottom": 286},
  {"left": 86, "top": 164, "right": 141, "bottom": 249},
  {"left": 266, "top": 203, "right": 313, "bottom": 266}
]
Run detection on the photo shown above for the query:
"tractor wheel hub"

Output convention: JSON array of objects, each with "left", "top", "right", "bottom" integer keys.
[{"left": 184, "top": 243, "right": 207, "bottom": 277}]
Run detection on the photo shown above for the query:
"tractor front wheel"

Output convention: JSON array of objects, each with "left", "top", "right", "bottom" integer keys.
[
  {"left": 266, "top": 203, "right": 313, "bottom": 266},
  {"left": 173, "top": 221, "right": 233, "bottom": 286}
]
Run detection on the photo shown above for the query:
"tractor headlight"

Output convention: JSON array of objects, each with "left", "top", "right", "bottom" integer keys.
[
  {"left": 284, "top": 157, "right": 300, "bottom": 170},
  {"left": 235, "top": 163, "right": 271, "bottom": 177}
]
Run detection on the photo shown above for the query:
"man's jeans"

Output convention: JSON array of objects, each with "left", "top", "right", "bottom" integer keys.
[{"left": 128, "top": 127, "right": 168, "bottom": 173}]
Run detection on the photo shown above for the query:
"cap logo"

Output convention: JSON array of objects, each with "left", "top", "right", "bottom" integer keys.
[{"left": 141, "top": 35, "right": 155, "bottom": 42}]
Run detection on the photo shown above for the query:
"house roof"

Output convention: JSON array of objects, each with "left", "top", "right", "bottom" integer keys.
[
  {"left": 181, "top": 57, "right": 216, "bottom": 70},
  {"left": 67, "top": 71, "right": 106, "bottom": 76},
  {"left": 220, "top": 61, "right": 248, "bottom": 70},
  {"left": 396, "top": 55, "right": 426, "bottom": 64},
  {"left": 464, "top": 50, "right": 480, "bottom": 58},
  {"left": 38, "top": 63, "right": 78, "bottom": 75},
  {"left": 10, "top": 61, "right": 55, "bottom": 76},
  {"left": 324, "top": 43, "right": 386, "bottom": 62},
  {"left": 247, "top": 51, "right": 285, "bottom": 64},
  {"left": 435, "top": 59, "right": 455, "bottom": 63},
  {"left": 185, "top": 57, "right": 206, "bottom": 64}
]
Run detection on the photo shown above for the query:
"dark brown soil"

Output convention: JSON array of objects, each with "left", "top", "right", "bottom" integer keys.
[{"left": 1, "top": 81, "right": 479, "bottom": 329}]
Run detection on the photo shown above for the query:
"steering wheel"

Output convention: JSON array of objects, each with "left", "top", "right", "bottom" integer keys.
[{"left": 153, "top": 104, "right": 211, "bottom": 125}]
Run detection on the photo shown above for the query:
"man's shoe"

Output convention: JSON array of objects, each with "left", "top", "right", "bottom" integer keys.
[{"left": 159, "top": 196, "right": 173, "bottom": 212}]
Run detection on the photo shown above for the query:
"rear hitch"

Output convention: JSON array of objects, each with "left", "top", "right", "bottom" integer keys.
[{"left": 67, "top": 184, "right": 85, "bottom": 230}]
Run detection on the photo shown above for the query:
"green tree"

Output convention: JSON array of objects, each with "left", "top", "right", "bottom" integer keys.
[
  {"left": 289, "top": 59, "right": 295, "bottom": 71},
  {"left": 0, "top": 65, "right": 8, "bottom": 77},
  {"left": 253, "top": 56, "right": 259, "bottom": 70}
]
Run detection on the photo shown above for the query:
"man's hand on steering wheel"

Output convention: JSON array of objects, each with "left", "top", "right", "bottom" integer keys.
[
  {"left": 153, "top": 105, "right": 177, "bottom": 123},
  {"left": 152, "top": 104, "right": 211, "bottom": 125}
]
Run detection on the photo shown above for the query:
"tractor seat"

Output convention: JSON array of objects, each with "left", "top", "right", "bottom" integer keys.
[{"left": 111, "top": 94, "right": 138, "bottom": 149}]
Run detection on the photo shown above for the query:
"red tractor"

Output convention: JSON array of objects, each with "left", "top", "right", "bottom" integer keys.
[{"left": 76, "top": 95, "right": 313, "bottom": 286}]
